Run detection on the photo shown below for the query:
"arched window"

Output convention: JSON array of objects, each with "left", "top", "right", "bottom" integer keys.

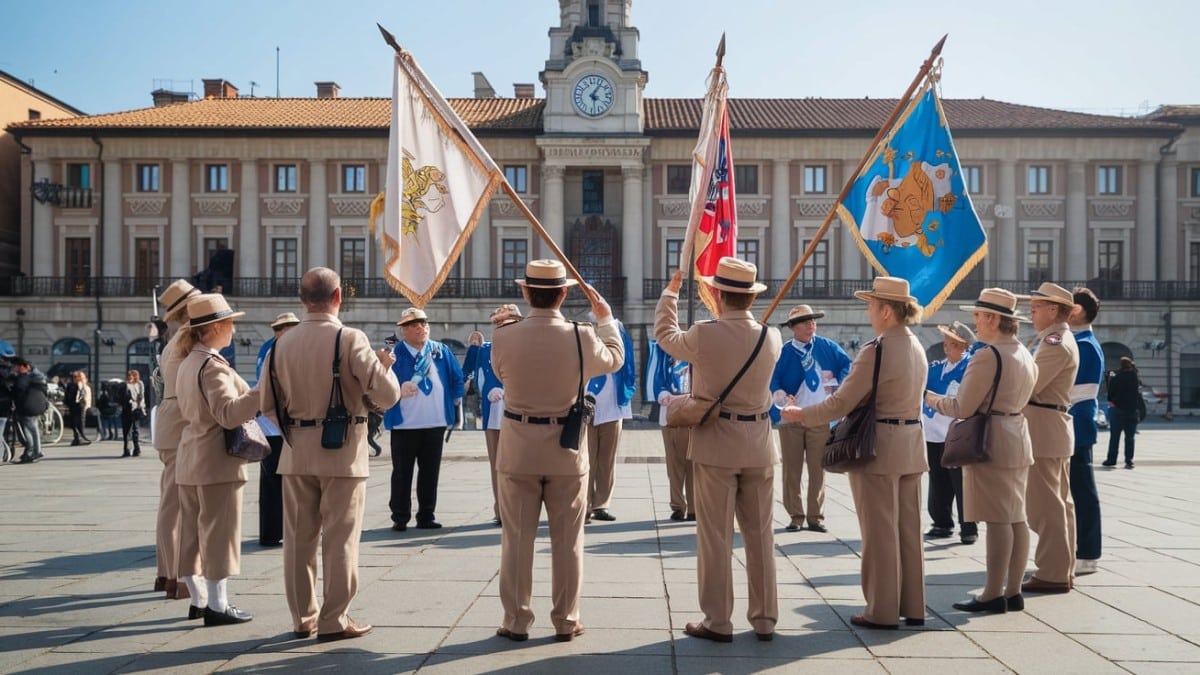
[
  {"left": 1099, "top": 341, "right": 1133, "bottom": 400},
  {"left": 49, "top": 338, "right": 91, "bottom": 381}
]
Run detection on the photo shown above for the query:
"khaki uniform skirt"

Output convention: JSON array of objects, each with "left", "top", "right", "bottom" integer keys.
[{"left": 963, "top": 464, "right": 1028, "bottom": 523}]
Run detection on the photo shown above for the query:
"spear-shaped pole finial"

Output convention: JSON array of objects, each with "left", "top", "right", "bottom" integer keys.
[
  {"left": 377, "top": 23, "right": 402, "bottom": 54},
  {"left": 715, "top": 33, "right": 726, "bottom": 68}
]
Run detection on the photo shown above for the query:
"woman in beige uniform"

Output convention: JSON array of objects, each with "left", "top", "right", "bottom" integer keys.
[
  {"left": 926, "top": 288, "right": 1037, "bottom": 613},
  {"left": 175, "top": 294, "right": 261, "bottom": 626},
  {"left": 781, "top": 276, "right": 928, "bottom": 629}
]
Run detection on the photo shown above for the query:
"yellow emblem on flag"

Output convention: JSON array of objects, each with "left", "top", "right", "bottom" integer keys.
[{"left": 401, "top": 152, "right": 448, "bottom": 238}]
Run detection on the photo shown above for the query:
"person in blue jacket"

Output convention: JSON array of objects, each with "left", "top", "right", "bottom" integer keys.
[
  {"left": 1068, "top": 287, "right": 1104, "bottom": 575},
  {"left": 585, "top": 319, "right": 636, "bottom": 522},
  {"left": 921, "top": 321, "right": 978, "bottom": 544},
  {"left": 463, "top": 303, "right": 522, "bottom": 527},
  {"left": 383, "top": 307, "right": 464, "bottom": 531},
  {"left": 647, "top": 339, "right": 693, "bottom": 521},
  {"left": 769, "top": 304, "right": 852, "bottom": 533},
  {"left": 254, "top": 311, "right": 300, "bottom": 547}
]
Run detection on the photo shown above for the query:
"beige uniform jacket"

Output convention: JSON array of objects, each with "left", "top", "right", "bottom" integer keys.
[
  {"left": 154, "top": 330, "right": 187, "bottom": 450},
  {"left": 175, "top": 347, "right": 260, "bottom": 486},
  {"left": 492, "top": 308, "right": 624, "bottom": 476},
  {"left": 803, "top": 326, "right": 928, "bottom": 476},
  {"left": 928, "top": 336, "right": 1037, "bottom": 469},
  {"left": 1022, "top": 322, "right": 1079, "bottom": 459},
  {"left": 260, "top": 312, "right": 401, "bottom": 478},
  {"left": 653, "top": 294, "right": 783, "bottom": 469}
]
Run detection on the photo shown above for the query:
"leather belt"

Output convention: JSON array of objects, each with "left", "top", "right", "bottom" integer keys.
[
  {"left": 989, "top": 411, "right": 1023, "bottom": 416},
  {"left": 287, "top": 416, "right": 368, "bottom": 427},
  {"left": 877, "top": 418, "right": 921, "bottom": 425},
  {"left": 163, "top": 396, "right": 177, "bottom": 400},
  {"left": 1028, "top": 401, "right": 1068, "bottom": 413},
  {"left": 717, "top": 411, "right": 770, "bottom": 422},
  {"left": 504, "top": 410, "right": 569, "bottom": 425}
]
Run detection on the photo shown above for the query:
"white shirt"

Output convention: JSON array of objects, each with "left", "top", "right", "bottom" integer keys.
[
  {"left": 396, "top": 341, "right": 448, "bottom": 429},
  {"left": 591, "top": 373, "right": 632, "bottom": 425}
]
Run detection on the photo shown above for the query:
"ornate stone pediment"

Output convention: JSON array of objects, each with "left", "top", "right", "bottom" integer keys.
[
  {"left": 125, "top": 196, "right": 166, "bottom": 215},
  {"left": 194, "top": 196, "right": 236, "bottom": 216},
  {"left": 331, "top": 196, "right": 373, "bottom": 217},
  {"left": 1090, "top": 199, "right": 1134, "bottom": 218},
  {"left": 264, "top": 198, "right": 304, "bottom": 216},
  {"left": 794, "top": 197, "right": 837, "bottom": 218},
  {"left": 493, "top": 195, "right": 539, "bottom": 218}
]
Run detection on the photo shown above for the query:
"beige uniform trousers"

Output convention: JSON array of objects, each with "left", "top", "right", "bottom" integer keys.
[
  {"left": 848, "top": 472, "right": 926, "bottom": 625},
  {"left": 497, "top": 471, "right": 586, "bottom": 635},
  {"left": 778, "top": 423, "right": 829, "bottom": 526},
  {"left": 282, "top": 475, "right": 365, "bottom": 635},
  {"left": 661, "top": 427, "right": 694, "bottom": 515},
  {"left": 177, "top": 482, "right": 244, "bottom": 580},
  {"left": 1026, "top": 457, "right": 1073, "bottom": 583},
  {"left": 694, "top": 462, "right": 778, "bottom": 635},
  {"left": 485, "top": 428, "right": 500, "bottom": 519},
  {"left": 156, "top": 448, "right": 181, "bottom": 579},
  {"left": 586, "top": 420, "right": 621, "bottom": 511}
]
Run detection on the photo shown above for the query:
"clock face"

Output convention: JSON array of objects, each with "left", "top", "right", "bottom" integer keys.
[{"left": 572, "top": 74, "right": 615, "bottom": 118}]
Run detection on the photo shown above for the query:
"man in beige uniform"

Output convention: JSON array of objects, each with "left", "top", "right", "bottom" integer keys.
[
  {"left": 152, "top": 279, "right": 200, "bottom": 599},
  {"left": 656, "top": 257, "right": 783, "bottom": 642},
  {"left": 260, "top": 267, "right": 401, "bottom": 641},
  {"left": 491, "top": 259, "right": 624, "bottom": 643},
  {"left": 1020, "top": 282, "right": 1080, "bottom": 593}
]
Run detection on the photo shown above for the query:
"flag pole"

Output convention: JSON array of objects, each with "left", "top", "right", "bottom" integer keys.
[
  {"left": 686, "top": 33, "right": 726, "bottom": 326},
  {"left": 759, "top": 34, "right": 947, "bottom": 325},
  {"left": 377, "top": 23, "right": 591, "bottom": 294}
]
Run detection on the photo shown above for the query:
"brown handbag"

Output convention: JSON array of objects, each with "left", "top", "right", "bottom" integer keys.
[
  {"left": 941, "top": 345, "right": 1001, "bottom": 468},
  {"left": 822, "top": 338, "right": 882, "bottom": 473},
  {"left": 665, "top": 325, "right": 768, "bottom": 429}
]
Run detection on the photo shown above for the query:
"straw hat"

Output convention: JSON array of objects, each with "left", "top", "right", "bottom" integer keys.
[
  {"left": 780, "top": 304, "right": 825, "bottom": 327},
  {"left": 515, "top": 259, "right": 579, "bottom": 289},
  {"left": 1027, "top": 282, "right": 1075, "bottom": 308},
  {"left": 159, "top": 279, "right": 200, "bottom": 315},
  {"left": 854, "top": 276, "right": 917, "bottom": 303},
  {"left": 700, "top": 256, "right": 767, "bottom": 294},
  {"left": 396, "top": 307, "right": 429, "bottom": 326},
  {"left": 937, "top": 320, "right": 976, "bottom": 345},
  {"left": 186, "top": 294, "right": 245, "bottom": 327},
  {"left": 492, "top": 303, "right": 523, "bottom": 320},
  {"left": 959, "top": 288, "right": 1028, "bottom": 321},
  {"left": 270, "top": 312, "right": 300, "bottom": 330}
]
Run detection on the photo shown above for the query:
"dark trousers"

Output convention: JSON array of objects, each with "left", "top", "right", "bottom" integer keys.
[
  {"left": 389, "top": 427, "right": 445, "bottom": 525},
  {"left": 121, "top": 411, "right": 141, "bottom": 453},
  {"left": 1105, "top": 407, "right": 1137, "bottom": 465},
  {"left": 68, "top": 405, "right": 88, "bottom": 442},
  {"left": 259, "top": 435, "right": 284, "bottom": 545},
  {"left": 1070, "top": 443, "right": 1102, "bottom": 560},
  {"left": 926, "top": 442, "right": 976, "bottom": 535}
]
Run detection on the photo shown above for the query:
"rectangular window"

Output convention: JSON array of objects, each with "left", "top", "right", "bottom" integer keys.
[
  {"left": 342, "top": 164, "right": 366, "bottom": 193},
  {"left": 340, "top": 238, "right": 367, "bottom": 279},
  {"left": 28, "top": 109, "right": 41, "bottom": 121},
  {"left": 582, "top": 169, "right": 604, "bottom": 214},
  {"left": 1027, "top": 241, "right": 1053, "bottom": 284},
  {"left": 65, "top": 237, "right": 91, "bottom": 293},
  {"left": 804, "top": 166, "right": 826, "bottom": 194},
  {"left": 801, "top": 239, "right": 829, "bottom": 288},
  {"left": 1182, "top": 352, "right": 1200, "bottom": 408},
  {"left": 501, "top": 239, "right": 528, "bottom": 281},
  {"left": 1191, "top": 242, "right": 1200, "bottom": 282},
  {"left": 587, "top": 0, "right": 602, "bottom": 26},
  {"left": 66, "top": 163, "right": 90, "bottom": 189},
  {"left": 1191, "top": 168, "right": 1200, "bottom": 198},
  {"left": 665, "top": 238, "right": 683, "bottom": 273},
  {"left": 274, "top": 164, "right": 298, "bottom": 193},
  {"left": 504, "top": 165, "right": 528, "bottom": 193},
  {"left": 204, "top": 164, "right": 229, "bottom": 193},
  {"left": 736, "top": 239, "right": 759, "bottom": 267},
  {"left": 962, "top": 165, "right": 982, "bottom": 194},
  {"left": 272, "top": 238, "right": 299, "bottom": 280},
  {"left": 1098, "top": 240, "right": 1123, "bottom": 281},
  {"left": 1028, "top": 165, "right": 1051, "bottom": 194},
  {"left": 136, "top": 164, "right": 160, "bottom": 192},
  {"left": 202, "top": 237, "right": 228, "bottom": 267},
  {"left": 666, "top": 165, "right": 691, "bottom": 194},
  {"left": 734, "top": 164, "right": 759, "bottom": 194},
  {"left": 134, "top": 237, "right": 160, "bottom": 293},
  {"left": 1097, "top": 165, "right": 1122, "bottom": 195}
]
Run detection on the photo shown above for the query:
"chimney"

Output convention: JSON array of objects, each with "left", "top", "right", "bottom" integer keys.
[
  {"left": 315, "top": 81, "right": 340, "bottom": 99},
  {"left": 202, "top": 79, "right": 238, "bottom": 99},
  {"left": 513, "top": 83, "right": 535, "bottom": 99},
  {"left": 472, "top": 72, "right": 496, "bottom": 99},
  {"left": 151, "top": 89, "right": 190, "bottom": 107}
]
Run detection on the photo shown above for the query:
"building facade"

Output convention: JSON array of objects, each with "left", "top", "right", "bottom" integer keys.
[{"left": 5, "top": 1, "right": 1200, "bottom": 415}]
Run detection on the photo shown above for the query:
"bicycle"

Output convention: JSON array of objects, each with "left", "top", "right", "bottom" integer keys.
[{"left": 3, "top": 405, "right": 64, "bottom": 461}]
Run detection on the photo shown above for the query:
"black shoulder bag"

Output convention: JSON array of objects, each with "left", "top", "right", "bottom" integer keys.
[
  {"left": 321, "top": 328, "right": 349, "bottom": 450},
  {"left": 822, "top": 338, "right": 882, "bottom": 474},
  {"left": 941, "top": 345, "right": 1001, "bottom": 468},
  {"left": 198, "top": 357, "right": 270, "bottom": 463},
  {"left": 559, "top": 321, "right": 597, "bottom": 450}
]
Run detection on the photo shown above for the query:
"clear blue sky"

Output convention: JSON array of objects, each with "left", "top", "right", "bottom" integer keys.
[{"left": 2, "top": 0, "right": 1195, "bottom": 117}]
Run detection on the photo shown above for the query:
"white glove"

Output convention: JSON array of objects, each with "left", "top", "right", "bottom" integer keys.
[
  {"left": 487, "top": 388, "right": 504, "bottom": 403},
  {"left": 657, "top": 391, "right": 673, "bottom": 406},
  {"left": 772, "top": 390, "right": 792, "bottom": 409}
]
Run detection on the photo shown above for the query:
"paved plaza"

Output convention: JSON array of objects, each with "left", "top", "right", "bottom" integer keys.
[{"left": 2, "top": 425, "right": 1199, "bottom": 674}]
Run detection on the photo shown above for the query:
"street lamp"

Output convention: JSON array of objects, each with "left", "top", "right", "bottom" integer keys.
[{"left": 16, "top": 308, "right": 25, "bottom": 356}]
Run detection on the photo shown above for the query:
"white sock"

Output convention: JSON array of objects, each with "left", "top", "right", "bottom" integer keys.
[
  {"left": 206, "top": 577, "right": 228, "bottom": 612},
  {"left": 182, "top": 575, "right": 207, "bottom": 608}
]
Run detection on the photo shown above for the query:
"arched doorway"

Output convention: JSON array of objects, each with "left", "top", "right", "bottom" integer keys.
[
  {"left": 567, "top": 215, "right": 620, "bottom": 301},
  {"left": 49, "top": 338, "right": 91, "bottom": 382},
  {"left": 126, "top": 338, "right": 156, "bottom": 409},
  {"left": 1099, "top": 341, "right": 1133, "bottom": 400}
]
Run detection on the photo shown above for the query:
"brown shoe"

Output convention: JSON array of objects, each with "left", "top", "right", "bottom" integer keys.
[
  {"left": 495, "top": 626, "right": 529, "bottom": 642},
  {"left": 684, "top": 622, "right": 733, "bottom": 643},
  {"left": 850, "top": 614, "right": 899, "bottom": 630},
  {"left": 554, "top": 622, "right": 585, "bottom": 642},
  {"left": 317, "top": 618, "right": 373, "bottom": 642},
  {"left": 164, "top": 579, "right": 177, "bottom": 598},
  {"left": 154, "top": 576, "right": 168, "bottom": 592},
  {"left": 1020, "top": 576, "right": 1071, "bottom": 594}
]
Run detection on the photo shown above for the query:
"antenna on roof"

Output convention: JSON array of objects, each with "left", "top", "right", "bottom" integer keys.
[
  {"left": 249, "top": 81, "right": 258, "bottom": 98},
  {"left": 275, "top": 47, "right": 280, "bottom": 97}
]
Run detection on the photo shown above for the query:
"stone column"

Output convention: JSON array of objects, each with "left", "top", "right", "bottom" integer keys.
[
  {"left": 840, "top": 159, "right": 860, "bottom": 279},
  {"left": 170, "top": 160, "right": 191, "bottom": 278},
  {"left": 31, "top": 160, "right": 53, "bottom": 276},
  {"left": 541, "top": 164, "right": 565, "bottom": 259},
  {"left": 1136, "top": 160, "right": 1157, "bottom": 281},
  {"left": 996, "top": 160, "right": 1018, "bottom": 280},
  {"left": 470, "top": 196, "right": 491, "bottom": 277},
  {"left": 1160, "top": 159, "right": 1179, "bottom": 280},
  {"left": 102, "top": 159, "right": 122, "bottom": 277},
  {"left": 308, "top": 161, "right": 328, "bottom": 269},
  {"left": 771, "top": 160, "right": 791, "bottom": 280},
  {"left": 621, "top": 165, "right": 643, "bottom": 301},
  {"left": 642, "top": 164, "right": 654, "bottom": 282},
  {"left": 238, "top": 160, "right": 259, "bottom": 277},
  {"left": 1064, "top": 161, "right": 1087, "bottom": 281}
]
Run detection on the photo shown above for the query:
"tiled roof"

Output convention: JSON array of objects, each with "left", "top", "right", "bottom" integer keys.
[
  {"left": 1145, "top": 105, "right": 1200, "bottom": 122},
  {"left": 8, "top": 95, "right": 1179, "bottom": 135}
]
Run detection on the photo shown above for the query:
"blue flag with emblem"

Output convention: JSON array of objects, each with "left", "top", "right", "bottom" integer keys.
[{"left": 835, "top": 83, "right": 986, "bottom": 314}]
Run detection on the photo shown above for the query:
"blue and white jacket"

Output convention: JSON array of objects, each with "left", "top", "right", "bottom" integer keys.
[
  {"left": 646, "top": 339, "right": 688, "bottom": 427},
  {"left": 463, "top": 341, "right": 504, "bottom": 429},
  {"left": 1071, "top": 327, "right": 1105, "bottom": 448},
  {"left": 769, "top": 335, "right": 852, "bottom": 424},
  {"left": 383, "top": 339, "right": 464, "bottom": 429},
  {"left": 587, "top": 322, "right": 637, "bottom": 407},
  {"left": 922, "top": 352, "right": 972, "bottom": 443}
]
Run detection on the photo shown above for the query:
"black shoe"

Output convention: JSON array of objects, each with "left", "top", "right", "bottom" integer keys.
[
  {"left": 669, "top": 510, "right": 685, "bottom": 521},
  {"left": 953, "top": 596, "right": 1007, "bottom": 614},
  {"left": 133, "top": 449, "right": 140, "bottom": 456},
  {"left": 415, "top": 520, "right": 442, "bottom": 529},
  {"left": 925, "top": 527, "right": 954, "bottom": 539},
  {"left": 685, "top": 513, "right": 696, "bottom": 522},
  {"left": 187, "top": 605, "right": 205, "bottom": 620},
  {"left": 1125, "top": 462, "right": 1134, "bottom": 469},
  {"left": 960, "top": 533, "right": 978, "bottom": 545},
  {"left": 904, "top": 617, "right": 925, "bottom": 626},
  {"left": 71, "top": 440, "right": 81, "bottom": 446},
  {"left": 1006, "top": 594, "right": 1024, "bottom": 611},
  {"left": 391, "top": 522, "right": 407, "bottom": 532},
  {"left": 18, "top": 455, "right": 33, "bottom": 464},
  {"left": 807, "top": 522, "right": 828, "bottom": 533},
  {"left": 785, "top": 523, "right": 801, "bottom": 532},
  {"left": 591, "top": 509, "right": 616, "bottom": 522},
  {"left": 491, "top": 517, "right": 502, "bottom": 527},
  {"left": 204, "top": 605, "right": 253, "bottom": 625},
  {"left": 122, "top": 450, "right": 131, "bottom": 457},
  {"left": 1101, "top": 460, "right": 1117, "bottom": 467}
]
